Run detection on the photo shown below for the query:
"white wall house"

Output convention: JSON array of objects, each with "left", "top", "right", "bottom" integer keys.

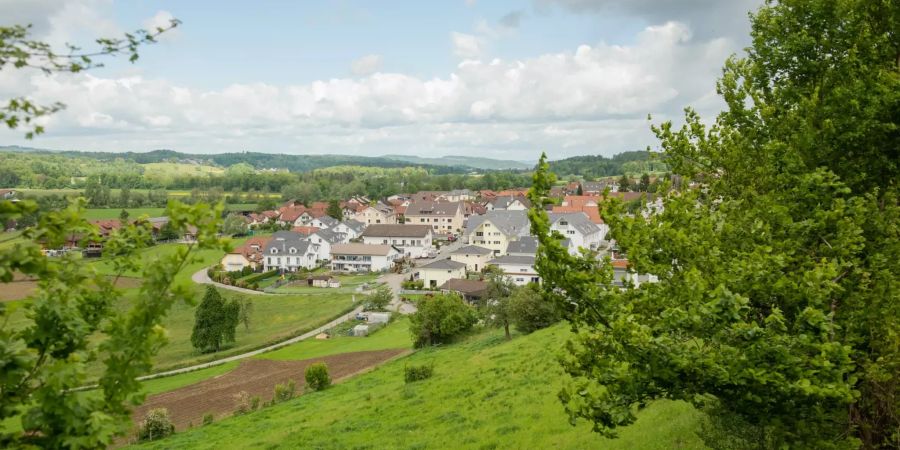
[
  {"left": 486, "top": 196, "right": 530, "bottom": 211},
  {"left": 220, "top": 236, "right": 270, "bottom": 271},
  {"left": 263, "top": 231, "right": 319, "bottom": 272},
  {"left": 416, "top": 259, "right": 467, "bottom": 289},
  {"left": 330, "top": 243, "right": 400, "bottom": 273},
  {"left": 548, "top": 212, "right": 603, "bottom": 254},
  {"left": 361, "top": 224, "right": 433, "bottom": 258},
  {"left": 404, "top": 201, "right": 465, "bottom": 234},
  {"left": 306, "top": 228, "right": 349, "bottom": 261},
  {"left": 464, "top": 210, "right": 530, "bottom": 256},
  {"left": 309, "top": 216, "right": 339, "bottom": 230},
  {"left": 449, "top": 245, "right": 493, "bottom": 272},
  {"left": 353, "top": 202, "right": 397, "bottom": 225},
  {"left": 488, "top": 255, "right": 540, "bottom": 286},
  {"left": 332, "top": 220, "right": 367, "bottom": 240}
]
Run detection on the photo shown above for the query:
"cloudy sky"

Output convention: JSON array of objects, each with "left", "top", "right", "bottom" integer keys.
[{"left": 0, "top": 0, "right": 762, "bottom": 161}]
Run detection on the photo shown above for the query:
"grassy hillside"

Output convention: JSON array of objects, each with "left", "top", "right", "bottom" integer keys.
[
  {"left": 83, "top": 208, "right": 166, "bottom": 220},
  {"left": 134, "top": 324, "right": 705, "bottom": 449}
]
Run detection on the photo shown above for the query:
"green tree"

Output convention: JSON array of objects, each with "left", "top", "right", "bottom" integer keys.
[
  {"left": 363, "top": 285, "right": 393, "bottom": 311},
  {"left": 326, "top": 199, "right": 343, "bottom": 221},
  {"left": 0, "top": 199, "right": 224, "bottom": 448},
  {"left": 638, "top": 173, "right": 650, "bottom": 192},
  {"left": 528, "top": 1, "right": 900, "bottom": 447},
  {"left": 190, "top": 286, "right": 240, "bottom": 353},
  {"left": 119, "top": 186, "right": 131, "bottom": 208},
  {"left": 509, "top": 283, "right": 560, "bottom": 334},
  {"left": 576, "top": 183, "right": 583, "bottom": 196},
  {"left": 481, "top": 265, "right": 515, "bottom": 340},
  {"left": 221, "top": 213, "right": 248, "bottom": 236},
  {"left": 119, "top": 208, "right": 130, "bottom": 223},
  {"left": 304, "top": 363, "right": 331, "bottom": 391},
  {"left": 408, "top": 293, "right": 478, "bottom": 348},
  {"left": 616, "top": 174, "right": 630, "bottom": 192}
]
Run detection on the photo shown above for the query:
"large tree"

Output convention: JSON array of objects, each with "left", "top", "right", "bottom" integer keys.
[
  {"left": 190, "top": 286, "right": 240, "bottom": 353},
  {"left": 529, "top": 1, "right": 899, "bottom": 448}
]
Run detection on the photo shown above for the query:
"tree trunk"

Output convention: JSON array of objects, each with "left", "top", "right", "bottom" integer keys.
[{"left": 504, "top": 322, "right": 511, "bottom": 340}]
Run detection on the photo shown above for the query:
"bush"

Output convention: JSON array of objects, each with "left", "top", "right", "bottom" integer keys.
[
  {"left": 250, "top": 395, "right": 261, "bottom": 411},
  {"left": 305, "top": 363, "right": 331, "bottom": 391},
  {"left": 409, "top": 293, "right": 478, "bottom": 347},
  {"left": 363, "top": 285, "right": 393, "bottom": 311},
  {"left": 202, "top": 413, "right": 214, "bottom": 425},
  {"left": 401, "top": 279, "right": 425, "bottom": 290},
  {"left": 273, "top": 379, "right": 296, "bottom": 403},
  {"left": 509, "top": 284, "right": 561, "bottom": 334},
  {"left": 138, "top": 408, "right": 175, "bottom": 442},
  {"left": 404, "top": 364, "right": 434, "bottom": 383},
  {"left": 243, "top": 269, "right": 278, "bottom": 284},
  {"left": 233, "top": 390, "right": 250, "bottom": 415}
]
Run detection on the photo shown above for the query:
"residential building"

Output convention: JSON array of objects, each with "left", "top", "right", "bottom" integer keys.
[
  {"left": 487, "top": 195, "right": 531, "bottom": 211},
  {"left": 487, "top": 255, "right": 539, "bottom": 286},
  {"left": 506, "top": 236, "right": 538, "bottom": 257},
  {"left": 439, "top": 189, "right": 475, "bottom": 202},
  {"left": 439, "top": 278, "right": 488, "bottom": 302},
  {"left": 263, "top": 231, "right": 319, "bottom": 272},
  {"left": 354, "top": 201, "right": 397, "bottom": 225},
  {"left": 307, "top": 227, "right": 349, "bottom": 261},
  {"left": 416, "top": 258, "right": 467, "bottom": 288},
  {"left": 332, "top": 220, "right": 367, "bottom": 240},
  {"left": 221, "top": 236, "right": 270, "bottom": 271},
  {"left": 361, "top": 224, "right": 433, "bottom": 258},
  {"left": 330, "top": 243, "right": 400, "bottom": 273},
  {"left": 463, "top": 210, "right": 530, "bottom": 255},
  {"left": 449, "top": 245, "right": 493, "bottom": 272},
  {"left": 309, "top": 215, "right": 339, "bottom": 230},
  {"left": 404, "top": 201, "right": 465, "bottom": 234},
  {"left": 548, "top": 212, "right": 605, "bottom": 252}
]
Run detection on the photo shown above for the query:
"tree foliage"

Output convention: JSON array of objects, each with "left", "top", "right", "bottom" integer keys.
[
  {"left": 509, "top": 283, "right": 561, "bottom": 334},
  {"left": 529, "top": 1, "right": 900, "bottom": 448},
  {"left": 362, "top": 285, "right": 393, "bottom": 312},
  {"left": 409, "top": 293, "right": 478, "bottom": 348},
  {"left": 305, "top": 363, "right": 331, "bottom": 391},
  {"left": 0, "top": 199, "right": 225, "bottom": 448},
  {"left": 190, "top": 286, "right": 241, "bottom": 353},
  {"left": 481, "top": 265, "right": 516, "bottom": 339}
]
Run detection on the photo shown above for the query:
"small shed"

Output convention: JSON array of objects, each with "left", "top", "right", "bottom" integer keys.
[
  {"left": 367, "top": 312, "right": 391, "bottom": 324},
  {"left": 308, "top": 275, "right": 341, "bottom": 288},
  {"left": 352, "top": 324, "right": 370, "bottom": 337}
]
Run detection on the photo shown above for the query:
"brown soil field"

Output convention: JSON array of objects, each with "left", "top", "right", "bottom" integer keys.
[
  {"left": 0, "top": 276, "right": 142, "bottom": 302},
  {"left": 132, "top": 349, "right": 407, "bottom": 431}
]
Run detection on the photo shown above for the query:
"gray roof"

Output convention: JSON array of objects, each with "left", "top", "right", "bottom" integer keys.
[
  {"left": 265, "top": 231, "right": 313, "bottom": 255},
  {"left": 362, "top": 224, "right": 432, "bottom": 238},
  {"left": 465, "top": 210, "right": 530, "bottom": 238},
  {"left": 448, "top": 189, "right": 473, "bottom": 195},
  {"left": 490, "top": 195, "right": 531, "bottom": 209},
  {"left": 420, "top": 258, "right": 467, "bottom": 270},
  {"left": 341, "top": 219, "right": 367, "bottom": 233},
  {"left": 548, "top": 212, "right": 599, "bottom": 236},
  {"left": 451, "top": 245, "right": 493, "bottom": 255},
  {"left": 506, "top": 237, "right": 538, "bottom": 255},
  {"left": 315, "top": 216, "right": 339, "bottom": 228},
  {"left": 312, "top": 227, "right": 346, "bottom": 244},
  {"left": 405, "top": 201, "right": 462, "bottom": 216},
  {"left": 488, "top": 255, "right": 536, "bottom": 266}
]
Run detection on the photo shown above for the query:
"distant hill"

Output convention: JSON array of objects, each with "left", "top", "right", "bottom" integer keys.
[
  {"left": 381, "top": 154, "right": 532, "bottom": 170},
  {"left": 0, "top": 146, "right": 472, "bottom": 174}
]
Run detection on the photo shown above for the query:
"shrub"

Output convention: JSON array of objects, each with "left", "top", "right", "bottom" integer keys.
[
  {"left": 509, "top": 284, "right": 561, "bottom": 334},
  {"left": 250, "top": 395, "right": 261, "bottom": 411},
  {"left": 202, "top": 413, "right": 214, "bottom": 425},
  {"left": 233, "top": 390, "right": 250, "bottom": 415},
  {"left": 409, "top": 293, "right": 478, "bottom": 347},
  {"left": 305, "top": 363, "right": 331, "bottom": 391},
  {"left": 138, "top": 408, "right": 175, "bottom": 442},
  {"left": 363, "top": 285, "right": 393, "bottom": 311},
  {"left": 273, "top": 379, "right": 296, "bottom": 403},
  {"left": 243, "top": 269, "right": 278, "bottom": 284},
  {"left": 401, "top": 279, "right": 425, "bottom": 290},
  {"left": 404, "top": 364, "right": 434, "bottom": 383}
]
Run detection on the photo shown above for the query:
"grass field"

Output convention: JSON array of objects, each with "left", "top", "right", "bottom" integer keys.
[
  {"left": 83, "top": 208, "right": 167, "bottom": 220},
  {"left": 270, "top": 273, "right": 379, "bottom": 295},
  {"left": 133, "top": 324, "right": 706, "bottom": 449},
  {"left": 142, "top": 162, "right": 224, "bottom": 177}
]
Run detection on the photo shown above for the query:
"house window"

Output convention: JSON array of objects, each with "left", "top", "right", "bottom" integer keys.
[
  {"left": 271, "top": 248, "right": 278, "bottom": 254},
  {"left": 277, "top": 257, "right": 281, "bottom": 264}
]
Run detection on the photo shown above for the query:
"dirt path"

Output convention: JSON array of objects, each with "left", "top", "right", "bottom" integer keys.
[{"left": 133, "top": 349, "right": 407, "bottom": 431}]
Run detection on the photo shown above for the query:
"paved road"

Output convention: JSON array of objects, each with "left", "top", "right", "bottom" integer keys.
[{"left": 191, "top": 267, "right": 273, "bottom": 295}]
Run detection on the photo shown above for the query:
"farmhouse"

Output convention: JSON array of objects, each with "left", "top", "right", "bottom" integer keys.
[
  {"left": 330, "top": 243, "right": 400, "bottom": 273},
  {"left": 404, "top": 201, "right": 465, "bottom": 234},
  {"left": 361, "top": 224, "right": 433, "bottom": 258},
  {"left": 449, "top": 244, "right": 493, "bottom": 272},
  {"left": 263, "top": 231, "right": 319, "bottom": 272},
  {"left": 463, "top": 210, "right": 530, "bottom": 255},
  {"left": 487, "top": 255, "right": 539, "bottom": 286},
  {"left": 416, "top": 258, "right": 467, "bottom": 289},
  {"left": 221, "top": 236, "right": 271, "bottom": 271}
]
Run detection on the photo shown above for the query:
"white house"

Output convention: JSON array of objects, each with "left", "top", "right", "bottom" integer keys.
[
  {"left": 332, "top": 220, "right": 367, "bottom": 240},
  {"left": 416, "top": 258, "right": 467, "bottom": 289},
  {"left": 463, "top": 210, "right": 530, "bottom": 255},
  {"left": 309, "top": 216, "right": 339, "bottom": 230},
  {"left": 330, "top": 243, "right": 400, "bottom": 273},
  {"left": 487, "top": 255, "right": 540, "bottom": 286},
  {"left": 307, "top": 228, "right": 349, "bottom": 261},
  {"left": 404, "top": 201, "right": 465, "bottom": 234},
  {"left": 220, "top": 236, "right": 270, "bottom": 271},
  {"left": 263, "top": 231, "right": 319, "bottom": 272},
  {"left": 361, "top": 224, "right": 433, "bottom": 258},
  {"left": 449, "top": 245, "right": 493, "bottom": 272},
  {"left": 505, "top": 236, "right": 537, "bottom": 257},
  {"left": 486, "top": 196, "right": 531, "bottom": 211},
  {"left": 548, "top": 212, "right": 603, "bottom": 254},
  {"left": 438, "top": 189, "right": 475, "bottom": 202}
]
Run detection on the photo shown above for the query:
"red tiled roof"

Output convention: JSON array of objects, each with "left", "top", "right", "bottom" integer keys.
[
  {"left": 292, "top": 226, "right": 321, "bottom": 235},
  {"left": 230, "top": 236, "right": 272, "bottom": 263},
  {"left": 279, "top": 207, "right": 306, "bottom": 222}
]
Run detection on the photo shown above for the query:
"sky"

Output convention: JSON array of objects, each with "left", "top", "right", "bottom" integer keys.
[{"left": 0, "top": 0, "right": 763, "bottom": 161}]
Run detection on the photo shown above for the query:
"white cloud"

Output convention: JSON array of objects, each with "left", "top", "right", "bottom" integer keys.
[
  {"left": 0, "top": 20, "right": 733, "bottom": 157},
  {"left": 451, "top": 32, "right": 485, "bottom": 60},
  {"left": 142, "top": 10, "right": 179, "bottom": 41},
  {"left": 350, "top": 54, "right": 383, "bottom": 76}
]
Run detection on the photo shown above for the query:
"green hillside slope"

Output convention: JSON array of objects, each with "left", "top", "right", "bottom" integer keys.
[{"left": 134, "top": 324, "right": 705, "bottom": 449}]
